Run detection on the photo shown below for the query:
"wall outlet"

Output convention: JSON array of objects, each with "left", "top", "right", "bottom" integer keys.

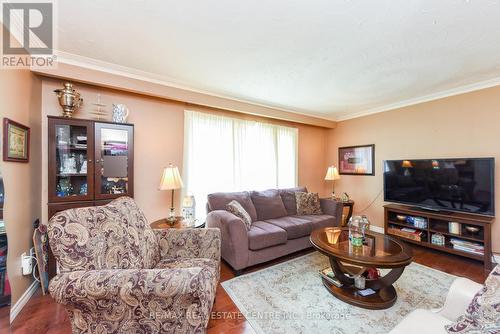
[{"left": 21, "top": 252, "right": 33, "bottom": 275}]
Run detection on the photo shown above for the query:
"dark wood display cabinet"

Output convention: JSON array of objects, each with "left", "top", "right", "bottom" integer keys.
[{"left": 48, "top": 116, "right": 134, "bottom": 218}]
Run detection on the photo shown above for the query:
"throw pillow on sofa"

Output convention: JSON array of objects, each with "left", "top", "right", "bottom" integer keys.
[
  {"left": 279, "top": 187, "right": 307, "bottom": 215},
  {"left": 226, "top": 200, "right": 253, "bottom": 230},
  {"left": 445, "top": 264, "right": 500, "bottom": 333},
  {"left": 251, "top": 189, "right": 288, "bottom": 220},
  {"left": 295, "top": 192, "right": 322, "bottom": 215}
]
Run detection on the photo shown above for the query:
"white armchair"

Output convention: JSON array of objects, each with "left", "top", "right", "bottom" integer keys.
[{"left": 389, "top": 277, "right": 483, "bottom": 334}]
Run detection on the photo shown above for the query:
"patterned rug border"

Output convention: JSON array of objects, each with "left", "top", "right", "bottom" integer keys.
[{"left": 221, "top": 251, "right": 459, "bottom": 334}]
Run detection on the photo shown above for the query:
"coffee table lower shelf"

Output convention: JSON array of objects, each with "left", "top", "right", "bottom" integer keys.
[{"left": 322, "top": 277, "right": 397, "bottom": 310}]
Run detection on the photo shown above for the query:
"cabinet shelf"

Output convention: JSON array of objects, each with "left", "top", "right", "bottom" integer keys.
[
  {"left": 386, "top": 232, "right": 484, "bottom": 261},
  {"left": 428, "top": 227, "right": 484, "bottom": 243},
  {"left": 56, "top": 173, "right": 87, "bottom": 177},
  {"left": 56, "top": 145, "right": 88, "bottom": 151},
  {"left": 384, "top": 203, "right": 493, "bottom": 271},
  {"left": 388, "top": 220, "right": 426, "bottom": 231}
]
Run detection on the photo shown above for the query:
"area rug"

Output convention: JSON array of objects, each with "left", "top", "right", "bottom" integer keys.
[{"left": 222, "top": 252, "right": 457, "bottom": 334}]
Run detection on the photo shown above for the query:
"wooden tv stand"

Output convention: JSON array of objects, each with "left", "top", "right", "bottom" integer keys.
[{"left": 384, "top": 204, "right": 493, "bottom": 270}]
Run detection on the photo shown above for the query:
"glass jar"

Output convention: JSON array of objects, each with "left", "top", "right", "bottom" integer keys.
[{"left": 348, "top": 215, "right": 371, "bottom": 247}]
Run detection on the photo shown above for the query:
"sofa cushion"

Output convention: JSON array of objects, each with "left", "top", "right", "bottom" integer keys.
[
  {"left": 207, "top": 191, "right": 258, "bottom": 222},
  {"left": 297, "top": 214, "right": 337, "bottom": 230},
  {"left": 248, "top": 221, "right": 287, "bottom": 250},
  {"left": 264, "top": 216, "right": 312, "bottom": 239},
  {"left": 226, "top": 200, "right": 252, "bottom": 230},
  {"left": 296, "top": 192, "right": 323, "bottom": 215},
  {"left": 279, "top": 187, "right": 307, "bottom": 215},
  {"left": 251, "top": 189, "right": 288, "bottom": 220},
  {"left": 445, "top": 265, "right": 500, "bottom": 333}
]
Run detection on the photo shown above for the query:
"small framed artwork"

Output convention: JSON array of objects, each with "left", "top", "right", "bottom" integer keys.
[
  {"left": 338, "top": 144, "right": 375, "bottom": 175},
  {"left": 3, "top": 118, "right": 30, "bottom": 163}
]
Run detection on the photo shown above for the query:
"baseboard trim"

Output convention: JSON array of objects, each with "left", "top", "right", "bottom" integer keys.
[{"left": 10, "top": 280, "right": 39, "bottom": 323}]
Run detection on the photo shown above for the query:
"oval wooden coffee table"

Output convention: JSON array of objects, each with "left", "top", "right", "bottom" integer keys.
[{"left": 310, "top": 227, "right": 413, "bottom": 310}]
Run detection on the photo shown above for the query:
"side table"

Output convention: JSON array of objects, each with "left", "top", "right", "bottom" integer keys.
[
  {"left": 340, "top": 200, "right": 355, "bottom": 227},
  {"left": 150, "top": 216, "right": 206, "bottom": 229}
]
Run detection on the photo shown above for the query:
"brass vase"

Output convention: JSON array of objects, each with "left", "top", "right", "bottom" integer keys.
[{"left": 54, "top": 82, "right": 83, "bottom": 118}]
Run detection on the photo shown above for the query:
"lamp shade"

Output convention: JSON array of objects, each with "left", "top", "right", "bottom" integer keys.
[
  {"left": 402, "top": 160, "right": 413, "bottom": 168},
  {"left": 159, "top": 164, "right": 184, "bottom": 190},
  {"left": 324, "top": 166, "right": 340, "bottom": 181}
]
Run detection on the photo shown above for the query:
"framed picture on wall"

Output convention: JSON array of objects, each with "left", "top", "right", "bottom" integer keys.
[
  {"left": 3, "top": 118, "right": 30, "bottom": 163},
  {"left": 338, "top": 144, "right": 375, "bottom": 175}
]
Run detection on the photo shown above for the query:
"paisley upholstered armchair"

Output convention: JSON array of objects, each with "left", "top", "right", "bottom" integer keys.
[{"left": 46, "top": 197, "right": 220, "bottom": 334}]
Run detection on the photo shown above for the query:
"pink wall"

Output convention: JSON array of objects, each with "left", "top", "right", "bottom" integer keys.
[
  {"left": 41, "top": 78, "right": 330, "bottom": 224},
  {"left": 326, "top": 84, "right": 500, "bottom": 254},
  {"left": 0, "top": 70, "right": 42, "bottom": 304}
]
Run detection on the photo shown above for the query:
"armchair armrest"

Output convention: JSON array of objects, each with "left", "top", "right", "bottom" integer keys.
[
  {"left": 206, "top": 210, "right": 249, "bottom": 270},
  {"left": 320, "top": 198, "right": 343, "bottom": 225},
  {"left": 435, "top": 277, "right": 483, "bottom": 321},
  {"left": 153, "top": 228, "right": 221, "bottom": 262}
]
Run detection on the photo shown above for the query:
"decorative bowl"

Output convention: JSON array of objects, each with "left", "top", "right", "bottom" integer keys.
[
  {"left": 465, "top": 226, "right": 480, "bottom": 234},
  {"left": 396, "top": 215, "right": 407, "bottom": 221}
]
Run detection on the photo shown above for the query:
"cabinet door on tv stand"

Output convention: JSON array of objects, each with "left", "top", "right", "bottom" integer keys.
[{"left": 94, "top": 122, "right": 134, "bottom": 201}]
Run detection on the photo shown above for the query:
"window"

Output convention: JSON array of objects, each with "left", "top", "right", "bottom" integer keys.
[{"left": 183, "top": 110, "right": 298, "bottom": 219}]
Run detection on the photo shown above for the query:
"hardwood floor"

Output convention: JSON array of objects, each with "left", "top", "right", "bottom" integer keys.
[{"left": 10, "top": 243, "right": 489, "bottom": 334}]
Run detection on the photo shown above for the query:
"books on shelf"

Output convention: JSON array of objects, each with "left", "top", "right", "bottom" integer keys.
[
  {"left": 319, "top": 267, "right": 343, "bottom": 288},
  {"left": 388, "top": 226, "right": 425, "bottom": 242},
  {"left": 450, "top": 238, "right": 484, "bottom": 255},
  {"left": 405, "top": 216, "right": 428, "bottom": 229}
]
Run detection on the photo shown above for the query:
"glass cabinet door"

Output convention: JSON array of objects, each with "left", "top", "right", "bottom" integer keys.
[
  {"left": 94, "top": 123, "right": 134, "bottom": 200},
  {"left": 48, "top": 118, "right": 94, "bottom": 202}
]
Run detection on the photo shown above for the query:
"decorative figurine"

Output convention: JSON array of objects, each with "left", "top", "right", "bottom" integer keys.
[
  {"left": 181, "top": 194, "right": 196, "bottom": 221},
  {"left": 54, "top": 82, "right": 83, "bottom": 118},
  {"left": 112, "top": 104, "right": 130, "bottom": 123},
  {"left": 79, "top": 183, "right": 88, "bottom": 195},
  {"left": 56, "top": 178, "right": 74, "bottom": 197},
  {"left": 90, "top": 94, "right": 107, "bottom": 120}
]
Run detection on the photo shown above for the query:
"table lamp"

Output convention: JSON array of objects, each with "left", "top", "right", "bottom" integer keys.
[
  {"left": 159, "top": 163, "right": 184, "bottom": 224},
  {"left": 324, "top": 166, "right": 340, "bottom": 199}
]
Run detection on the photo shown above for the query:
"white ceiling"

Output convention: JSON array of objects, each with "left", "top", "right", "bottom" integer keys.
[{"left": 53, "top": 0, "right": 500, "bottom": 121}]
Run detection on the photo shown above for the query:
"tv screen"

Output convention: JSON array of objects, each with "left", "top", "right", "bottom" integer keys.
[{"left": 384, "top": 158, "right": 495, "bottom": 216}]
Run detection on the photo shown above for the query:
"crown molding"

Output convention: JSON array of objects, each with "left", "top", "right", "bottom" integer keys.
[
  {"left": 45, "top": 52, "right": 500, "bottom": 125},
  {"left": 52, "top": 51, "right": 336, "bottom": 124},
  {"left": 335, "top": 76, "right": 500, "bottom": 121}
]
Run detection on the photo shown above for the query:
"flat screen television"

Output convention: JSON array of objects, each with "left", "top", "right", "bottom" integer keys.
[{"left": 384, "top": 158, "right": 495, "bottom": 216}]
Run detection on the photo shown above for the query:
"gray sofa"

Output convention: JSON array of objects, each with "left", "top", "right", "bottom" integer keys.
[{"left": 206, "top": 187, "right": 343, "bottom": 274}]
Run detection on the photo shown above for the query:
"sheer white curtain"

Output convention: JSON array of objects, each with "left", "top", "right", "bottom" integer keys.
[{"left": 183, "top": 110, "right": 298, "bottom": 219}]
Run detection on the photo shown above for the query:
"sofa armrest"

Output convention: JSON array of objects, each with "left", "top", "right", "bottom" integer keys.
[
  {"left": 320, "top": 198, "right": 343, "bottom": 225},
  {"left": 154, "top": 228, "right": 221, "bottom": 262},
  {"left": 435, "top": 277, "right": 483, "bottom": 321},
  {"left": 206, "top": 210, "right": 249, "bottom": 270}
]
